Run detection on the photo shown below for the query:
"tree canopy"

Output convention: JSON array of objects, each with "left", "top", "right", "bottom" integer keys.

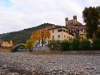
[
  {"left": 32, "top": 28, "right": 51, "bottom": 46},
  {"left": 24, "top": 38, "right": 35, "bottom": 52},
  {"left": 83, "top": 6, "right": 100, "bottom": 38}
]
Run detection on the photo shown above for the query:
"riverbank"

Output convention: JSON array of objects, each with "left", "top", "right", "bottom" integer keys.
[
  {"left": 0, "top": 47, "right": 12, "bottom": 52},
  {"left": 0, "top": 52, "right": 100, "bottom": 75}
]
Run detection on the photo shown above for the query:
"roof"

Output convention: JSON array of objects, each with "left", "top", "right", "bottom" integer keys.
[{"left": 48, "top": 25, "right": 67, "bottom": 30}]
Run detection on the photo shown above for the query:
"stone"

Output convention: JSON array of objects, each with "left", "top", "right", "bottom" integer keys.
[
  {"left": 2, "top": 64, "right": 7, "bottom": 69},
  {"left": 11, "top": 72, "right": 19, "bottom": 75},
  {"left": 0, "top": 70, "right": 5, "bottom": 75},
  {"left": 5, "top": 69, "right": 9, "bottom": 74},
  {"left": 0, "top": 52, "right": 100, "bottom": 75}
]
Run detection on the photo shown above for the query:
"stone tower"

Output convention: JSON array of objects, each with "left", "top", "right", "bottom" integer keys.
[
  {"left": 65, "top": 17, "right": 68, "bottom": 26},
  {"left": 73, "top": 15, "right": 77, "bottom": 24},
  {"left": 65, "top": 15, "right": 78, "bottom": 26}
]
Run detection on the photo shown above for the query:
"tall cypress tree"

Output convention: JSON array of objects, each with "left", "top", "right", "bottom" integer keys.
[{"left": 83, "top": 6, "right": 100, "bottom": 38}]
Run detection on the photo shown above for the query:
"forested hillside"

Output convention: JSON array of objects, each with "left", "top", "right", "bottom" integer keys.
[{"left": 0, "top": 23, "right": 54, "bottom": 45}]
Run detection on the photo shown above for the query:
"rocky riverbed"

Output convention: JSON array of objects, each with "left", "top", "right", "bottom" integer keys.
[{"left": 0, "top": 52, "right": 100, "bottom": 75}]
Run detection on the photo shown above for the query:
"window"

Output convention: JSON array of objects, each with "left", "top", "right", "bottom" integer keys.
[
  {"left": 66, "top": 31, "right": 68, "bottom": 33},
  {"left": 58, "top": 35, "right": 60, "bottom": 38},
  {"left": 64, "top": 35, "right": 65, "bottom": 38},
  {"left": 58, "top": 29, "right": 62, "bottom": 32},
  {"left": 63, "top": 30, "right": 65, "bottom": 32},
  {"left": 52, "top": 30, "right": 54, "bottom": 33},
  {"left": 69, "top": 37, "right": 70, "bottom": 40},
  {"left": 67, "top": 36, "right": 69, "bottom": 39},
  {"left": 52, "top": 35, "right": 54, "bottom": 40}
]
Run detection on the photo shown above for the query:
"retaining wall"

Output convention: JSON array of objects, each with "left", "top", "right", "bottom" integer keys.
[
  {"left": 0, "top": 47, "right": 12, "bottom": 52},
  {"left": 32, "top": 46, "right": 100, "bottom": 54},
  {"left": 32, "top": 46, "right": 50, "bottom": 53}
]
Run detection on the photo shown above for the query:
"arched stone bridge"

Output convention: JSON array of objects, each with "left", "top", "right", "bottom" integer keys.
[{"left": 12, "top": 43, "right": 25, "bottom": 52}]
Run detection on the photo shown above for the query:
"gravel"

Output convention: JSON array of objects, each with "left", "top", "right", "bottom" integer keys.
[{"left": 0, "top": 52, "right": 100, "bottom": 75}]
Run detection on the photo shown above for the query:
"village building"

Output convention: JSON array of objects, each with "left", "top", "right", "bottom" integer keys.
[
  {"left": 1, "top": 40, "right": 13, "bottom": 47},
  {"left": 65, "top": 15, "right": 86, "bottom": 38},
  {"left": 49, "top": 26, "right": 74, "bottom": 41}
]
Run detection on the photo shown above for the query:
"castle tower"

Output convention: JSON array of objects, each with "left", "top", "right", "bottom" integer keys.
[
  {"left": 73, "top": 15, "right": 77, "bottom": 24},
  {"left": 73, "top": 15, "right": 77, "bottom": 20},
  {"left": 65, "top": 17, "right": 68, "bottom": 26}
]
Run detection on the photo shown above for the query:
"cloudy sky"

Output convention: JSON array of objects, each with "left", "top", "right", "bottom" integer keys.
[{"left": 0, "top": 0, "right": 100, "bottom": 34}]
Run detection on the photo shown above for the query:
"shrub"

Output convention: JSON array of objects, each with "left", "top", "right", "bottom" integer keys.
[
  {"left": 80, "top": 39, "right": 90, "bottom": 50},
  {"left": 61, "top": 40, "right": 70, "bottom": 51},
  {"left": 48, "top": 40, "right": 56, "bottom": 49},
  {"left": 92, "top": 38, "right": 100, "bottom": 50},
  {"left": 48, "top": 40, "right": 61, "bottom": 50},
  {"left": 54, "top": 40, "right": 61, "bottom": 50},
  {"left": 24, "top": 39, "right": 35, "bottom": 52},
  {"left": 71, "top": 38, "right": 80, "bottom": 50}
]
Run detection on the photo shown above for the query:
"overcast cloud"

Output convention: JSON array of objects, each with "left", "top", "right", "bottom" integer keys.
[{"left": 0, "top": 0, "right": 100, "bottom": 34}]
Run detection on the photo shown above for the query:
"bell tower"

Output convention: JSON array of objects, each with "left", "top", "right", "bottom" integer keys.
[
  {"left": 65, "top": 17, "right": 68, "bottom": 26},
  {"left": 73, "top": 15, "right": 77, "bottom": 24}
]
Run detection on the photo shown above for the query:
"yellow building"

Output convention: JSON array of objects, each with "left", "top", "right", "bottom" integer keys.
[{"left": 49, "top": 26, "right": 74, "bottom": 41}]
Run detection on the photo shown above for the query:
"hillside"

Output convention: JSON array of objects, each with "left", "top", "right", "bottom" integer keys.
[
  {"left": 0, "top": 33, "right": 9, "bottom": 38},
  {"left": 0, "top": 23, "right": 54, "bottom": 45}
]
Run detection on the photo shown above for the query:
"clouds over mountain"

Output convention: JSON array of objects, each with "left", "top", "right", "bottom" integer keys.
[{"left": 0, "top": 0, "right": 100, "bottom": 33}]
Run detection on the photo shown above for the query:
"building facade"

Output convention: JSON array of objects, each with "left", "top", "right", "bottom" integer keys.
[
  {"left": 49, "top": 26, "right": 74, "bottom": 41},
  {"left": 1, "top": 40, "right": 13, "bottom": 47}
]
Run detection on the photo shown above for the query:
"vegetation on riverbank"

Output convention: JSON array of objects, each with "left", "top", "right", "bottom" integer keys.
[{"left": 48, "top": 38, "right": 100, "bottom": 51}]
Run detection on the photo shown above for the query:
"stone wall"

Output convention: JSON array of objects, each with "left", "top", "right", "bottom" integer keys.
[
  {"left": 32, "top": 46, "right": 100, "bottom": 54},
  {"left": 32, "top": 46, "right": 50, "bottom": 53},
  {"left": 0, "top": 47, "right": 12, "bottom": 52},
  {"left": 63, "top": 51, "right": 100, "bottom": 54}
]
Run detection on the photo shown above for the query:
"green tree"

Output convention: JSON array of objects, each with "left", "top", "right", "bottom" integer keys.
[
  {"left": 71, "top": 38, "right": 80, "bottom": 50},
  {"left": 83, "top": 6, "right": 100, "bottom": 38},
  {"left": 92, "top": 38, "right": 100, "bottom": 50},
  {"left": 96, "top": 27, "right": 100, "bottom": 38},
  {"left": 61, "top": 40, "right": 70, "bottom": 51},
  {"left": 24, "top": 39, "right": 35, "bottom": 52},
  {"left": 48, "top": 40, "right": 61, "bottom": 50},
  {"left": 80, "top": 39, "right": 90, "bottom": 50}
]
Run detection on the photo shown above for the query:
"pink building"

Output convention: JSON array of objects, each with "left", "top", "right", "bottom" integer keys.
[{"left": 1, "top": 40, "right": 13, "bottom": 47}]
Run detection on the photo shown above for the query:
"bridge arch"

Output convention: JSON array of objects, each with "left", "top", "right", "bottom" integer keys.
[{"left": 12, "top": 43, "right": 25, "bottom": 52}]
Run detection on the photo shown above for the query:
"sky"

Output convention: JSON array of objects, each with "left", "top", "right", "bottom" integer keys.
[{"left": 0, "top": 0, "right": 100, "bottom": 34}]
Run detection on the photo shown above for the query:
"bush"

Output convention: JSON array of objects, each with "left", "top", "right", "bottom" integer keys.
[
  {"left": 48, "top": 40, "right": 55, "bottom": 49},
  {"left": 61, "top": 40, "right": 70, "bottom": 51},
  {"left": 71, "top": 38, "right": 80, "bottom": 50},
  {"left": 92, "top": 38, "right": 100, "bottom": 50},
  {"left": 48, "top": 40, "right": 61, "bottom": 50},
  {"left": 80, "top": 39, "right": 90, "bottom": 50}
]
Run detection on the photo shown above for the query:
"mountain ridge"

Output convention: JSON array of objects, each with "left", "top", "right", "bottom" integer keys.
[{"left": 0, "top": 23, "right": 54, "bottom": 44}]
